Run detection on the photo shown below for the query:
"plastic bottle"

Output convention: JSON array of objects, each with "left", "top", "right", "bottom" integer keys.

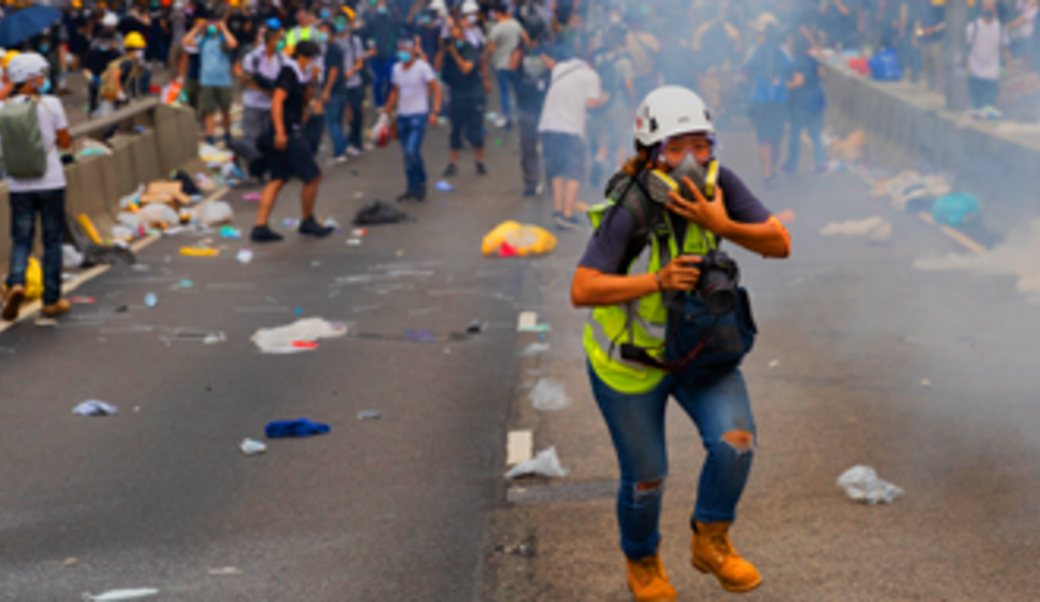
[{"left": 144, "top": 293, "right": 158, "bottom": 308}]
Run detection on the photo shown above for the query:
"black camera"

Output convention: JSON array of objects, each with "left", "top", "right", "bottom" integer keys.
[{"left": 694, "top": 250, "right": 740, "bottom": 316}]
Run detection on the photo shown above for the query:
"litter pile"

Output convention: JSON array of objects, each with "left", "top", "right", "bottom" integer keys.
[{"left": 482, "top": 221, "right": 558, "bottom": 258}]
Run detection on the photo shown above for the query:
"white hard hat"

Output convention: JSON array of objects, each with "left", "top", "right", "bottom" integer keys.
[
  {"left": 102, "top": 12, "right": 119, "bottom": 27},
  {"left": 7, "top": 52, "right": 50, "bottom": 84},
  {"left": 634, "top": 86, "right": 715, "bottom": 147},
  {"left": 429, "top": 0, "right": 446, "bottom": 12},
  {"left": 461, "top": 0, "right": 479, "bottom": 14}
]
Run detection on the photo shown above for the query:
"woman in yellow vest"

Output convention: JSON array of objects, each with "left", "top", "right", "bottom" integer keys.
[{"left": 571, "top": 86, "right": 791, "bottom": 601}]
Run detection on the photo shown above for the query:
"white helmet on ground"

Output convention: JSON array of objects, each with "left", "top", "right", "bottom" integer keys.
[
  {"left": 633, "top": 86, "right": 715, "bottom": 147},
  {"left": 102, "top": 12, "right": 119, "bottom": 27},
  {"left": 7, "top": 52, "right": 50, "bottom": 84}
]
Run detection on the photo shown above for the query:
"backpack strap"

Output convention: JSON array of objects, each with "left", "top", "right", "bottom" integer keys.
[{"left": 599, "top": 171, "right": 665, "bottom": 275}]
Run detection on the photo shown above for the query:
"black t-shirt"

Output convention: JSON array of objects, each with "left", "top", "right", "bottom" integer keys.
[
  {"left": 442, "top": 40, "right": 484, "bottom": 102},
  {"left": 364, "top": 13, "right": 399, "bottom": 59},
  {"left": 579, "top": 167, "right": 773, "bottom": 275},
  {"left": 118, "top": 15, "right": 149, "bottom": 36},
  {"left": 323, "top": 42, "right": 346, "bottom": 94},
  {"left": 514, "top": 46, "right": 549, "bottom": 112},
  {"left": 274, "top": 62, "right": 308, "bottom": 131},
  {"left": 86, "top": 45, "right": 123, "bottom": 78},
  {"left": 227, "top": 12, "right": 251, "bottom": 43}
]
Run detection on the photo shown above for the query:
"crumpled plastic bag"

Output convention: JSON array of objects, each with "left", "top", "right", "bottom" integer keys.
[
  {"left": 836, "top": 465, "right": 904, "bottom": 504},
  {"left": 250, "top": 318, "right": 347, "bottom": 354},
  {"left": 530, "top": 378, "right": 572, "bottom": 412},
  {"left": 199, "top": 201, "right": 234, "bottom": 227},
  {"left": 63, "top": 243, "right": 84, "bottom": 269},
  {"left": 505, "top": 446, "right": 569, "bottom": 479},
  {"left": 73, "top": 400, "right": 118, "bottom": 416},
  {"left": 483, "top": 221, "right": 558, "bottom": 257},
  {"left": 136, "top": 203, "right": 180, "bottom": 226},
  {"left": 932, "top": 192, "right": 981, "bottom": 227},
  {"left": 199, "top": 143, "right": 234, "bottom": 164},
  {"left": 82, "top": 588, "right": 159, "bottom": 601},
  {"left": 369, "top": 112, "right": 391, "bottom": 147},
  {"left": 24, "top": 257, "right": 43, "bottom": 300}
]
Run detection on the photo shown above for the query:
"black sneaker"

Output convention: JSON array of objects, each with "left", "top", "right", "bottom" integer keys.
[
  {"left": 250, "top": 225, "right": 284, "bottom": 243},
  {"left": 567, "top": 214, "right": 585, "bottom": 228},
  {"left": 443, "top": 163, "right": 458, "bottom": 177},
  {"left": 523, "top": 185, "right": 538, "bottom": 197},
  {"left": 476, "top": 162, "right": 488, "bottom": 176},
  {"left": 396, "top": 190, "right": 416, "bottom": 202},
  {"left": 503, "top": 118, "right": 513, "bottom": 131},
  {"left": 299, "top": 216, "right": 334, "bottom": 238},
  {"left": 414, "top": 186, "right": 427, "bottom": 202}
]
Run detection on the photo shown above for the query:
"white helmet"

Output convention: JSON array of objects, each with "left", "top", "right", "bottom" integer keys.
[
  {"left": 7, "top": 52, "right": 50, "bottom": 84},
  {"left": 634, "top": 86, "right": 715, "bottom": 147},
  {"left": 461, "top": 0, "right": 479, "bottom": 14},
  {"left": 429, "top": 0, "right": 446, "bottom": 12},
  {"left": 102, "top": 12, "right": 119, "bottom": 27}
]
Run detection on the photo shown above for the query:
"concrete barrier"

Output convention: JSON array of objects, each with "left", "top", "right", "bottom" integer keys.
[
  {"left": 0, "top": 99, "right": 202, "bottom": 277},
  {"left": 822, "top": 63, "right": 1040, "bottom": 235}
]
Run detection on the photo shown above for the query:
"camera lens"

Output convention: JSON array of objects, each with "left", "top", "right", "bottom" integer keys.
[{"left": 699, "top": 270, "right": 738, "bottom": 316}]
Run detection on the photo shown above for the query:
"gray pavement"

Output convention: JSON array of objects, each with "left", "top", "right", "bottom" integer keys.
[{"left": 0, "top": 119, "right": 542, "bottom": 600}]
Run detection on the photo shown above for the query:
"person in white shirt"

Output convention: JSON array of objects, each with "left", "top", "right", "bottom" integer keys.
[
  {"left": 383, "top": 38, "right": 442, "bottom": 202},
  {"left": 966, "top": 0, "right": 1011, "bottom": 110},
  {"left": 537, "top": 44, "right": 607, "bottom": 230},
  {"left": 0, "top": 53, "right": 73, "bottom": 321},
  {"left": 238, "top": 28, "right": 285, "bottom": 179}
]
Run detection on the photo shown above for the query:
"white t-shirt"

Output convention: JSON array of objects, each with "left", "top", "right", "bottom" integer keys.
[
  {"left": 488, "top": 18, "right": 524, "bottom": 71},
  {"left": 0, "top": 95, "right": 68, "bottom": 193},
  {"left": 241, "top": 46, "right": 286, "bottom": 110},
  {"left": 967, "top": 18, "right": 1009, "bottom": 81},
  {"left": 1013, "top": 0, "right": 1039, "bottom": 39},
  {"left": 392, "top": 59, "right": 436, "bottom": 116},
  {"left": 537, "top": 59, "right": 601, "bottom": 138}
]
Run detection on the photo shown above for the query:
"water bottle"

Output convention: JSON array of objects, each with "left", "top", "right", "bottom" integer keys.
[{"left": 144, "top": 293, "right": 158, "bottom": 308}]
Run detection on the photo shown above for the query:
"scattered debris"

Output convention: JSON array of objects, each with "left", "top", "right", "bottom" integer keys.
[
  {"left": 62, "top": 557, "right": 79, "bottom": 567},
  {"left": 240, "top": 438, "right": 267, "bottom": 455},
  {"left": 265, "top": 418, "right": 331, "bottom": 438},
  {"left": 820, "top": 216, "right": 892, "bottom": 242},
  {"left": 236, "top": 249, "right": 254, "bottom": 264},
  {"left": 517, "top": 311, "right": 551, "bottom": 332},
  {"left": 505, "top": 446, "right": 569, "bottom": 479},
  {"left": 251, "top": 318, "right": 347, "bottom": 354},
  {"left": 357, "top": 410, "right": 382, "bottom": 421},
  {"left": 837, "top": 465, "right": 904, "bottom": 505},
  {"left": 220, "top": 226, "right": 242, "bottom": 239},
  {"left": 208, "top": 567, "right": 244, "bottom": 576},
  {"left": 70, "top": 296, "right": 96, "bottom": 304},
  {"left": 466, "top": 320, "right": 487, "bottom": 334},
  {"left": 519, "top": 342, "right": 550, "bottom": 356},
  {"left": 73, "top": 400, "right": 118, "bottom": 416},
  {"left": 488, "top": 540, "right": 537, "bottom": 559},
  {"left": 435, "top": 180, "right": 454, "bottom": 192},
  {"left": 932, "top": 192, "right": 981, "bottom": 227},
  {"left": 144, "top": 293, "right": 158, "bottom": 308},
  {"left": 354, "top": 201, "right": 408, "bottom": 226},
  {"left": 530, "top": 378, "right": 572, "bottom": 412},
  {"left": 768, "top": 359, "right": 780, "bottom": 369},
  {"left": 483, "top": 221, "right": 557, "bottom": 257},
  {"left": 180, "top": 246, "right": 220, "bottom": 257}
]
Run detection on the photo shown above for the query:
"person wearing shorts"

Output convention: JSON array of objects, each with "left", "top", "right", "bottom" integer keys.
[
  {"left": 743, "top": 19, "right": 792, "bottom": 188},
  {"left": 537, "top": 44, "right": 606, "bottom": 231},
  {"left": 439, "top": 19, "right": 488, "bottom": 177},
  {"left": 183, "top": 18, "right": 238, "bottom": 146},
  {"left": 251, "top": 41, "right": 334, "bottom": 243}
]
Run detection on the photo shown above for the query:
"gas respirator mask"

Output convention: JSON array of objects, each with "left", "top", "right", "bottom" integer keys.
[{"left": 646, "top": 151, "right": 719, "bottom": 205}]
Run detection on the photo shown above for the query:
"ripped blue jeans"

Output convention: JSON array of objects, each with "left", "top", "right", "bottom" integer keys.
[{"left": 588, "top": 361, "right": 756, "bottom": 560}]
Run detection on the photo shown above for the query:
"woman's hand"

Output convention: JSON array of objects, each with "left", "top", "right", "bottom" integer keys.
[
  {"left": 658, "top": 256, "right": 702, "bottom": 292},
  {"left": 666, "top": 179, "right": 732, "bottom": 236}
]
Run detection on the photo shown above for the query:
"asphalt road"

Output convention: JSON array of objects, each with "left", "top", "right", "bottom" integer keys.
[{"left": 0, "top": 118, "right": 544, "bottom": 600}]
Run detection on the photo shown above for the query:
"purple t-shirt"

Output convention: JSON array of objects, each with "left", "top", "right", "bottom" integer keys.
[{"left": 579, "top": 166, "right": 772, "bottom": 275}]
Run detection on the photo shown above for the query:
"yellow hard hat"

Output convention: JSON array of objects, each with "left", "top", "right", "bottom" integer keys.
[
  {"left": 125, "top": 32, "right": 147, "bottom": 49},
  {"left": 72, "top": 0, "right": 82, "bottom": 7},
  {"left": 2, "top": 50, "right": 20, "bottom": 69},
  {"left": 342, "top": 6, "right": 355, "bottom": 21}
]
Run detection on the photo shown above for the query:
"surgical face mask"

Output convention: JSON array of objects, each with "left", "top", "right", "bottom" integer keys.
[
  {"left": 207, "top": 24, "right": 218, "bottom": 36},
  {"left": 39, "top": 44, "right": 50, "bottom": 53},
  {"left": 276, "top": 40, "right": 286, "bottom": 51},
  {"left": 377, "top": 5, "right": 387, "bottom": 14},
  {"left": 334, "top": 22, "right": 346, "bottom": 33},
  {"left": 456, "top": 39, "right": 465, "bottom": 49},
  {"left": 37, "top": 78, "right": 52, "bottom": 94},
  {"left": 320, "top": 9, "right": 330, "bottom": 19},
  {"left": 396, "top": 49, "right": 412, "bottom": 62}
]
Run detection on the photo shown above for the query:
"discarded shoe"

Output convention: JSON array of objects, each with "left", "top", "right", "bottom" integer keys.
[
  {"left": 691, "top": 521, "right": 762, "bottom": 593},
  {"left": 626, "top": 553, "right": 678, "bottom": 601}
]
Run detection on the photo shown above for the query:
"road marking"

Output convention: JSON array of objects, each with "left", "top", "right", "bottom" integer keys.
[
  {"left": 917, "top": 212, "right": 988, "bottom": 255},
  {"left": 507, "top": 430, "right": 533, "bottom": 466},
  {"left": 517, "top": 311, "right": 537, "bottom": 332},
  {"left": 0, "top": 187, "right": 230, "bottom": 336}
]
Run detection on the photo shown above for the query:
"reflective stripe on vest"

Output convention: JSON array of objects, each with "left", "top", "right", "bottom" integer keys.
[{"left": 583, "top": 191, "right": 717, "bottom": 395}]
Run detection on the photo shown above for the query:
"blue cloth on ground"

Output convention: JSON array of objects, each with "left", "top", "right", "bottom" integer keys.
[{"left": 265, "top": 418, "right": 331, "bottom": 438}]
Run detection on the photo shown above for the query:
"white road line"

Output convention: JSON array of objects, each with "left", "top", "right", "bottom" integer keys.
[{"left": 507, "top": 430, "right": 533, "bottom": 466}]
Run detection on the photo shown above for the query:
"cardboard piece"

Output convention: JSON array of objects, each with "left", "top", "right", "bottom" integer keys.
[{"left": 140, "top": 181, "right": 191, "bottom": 209}]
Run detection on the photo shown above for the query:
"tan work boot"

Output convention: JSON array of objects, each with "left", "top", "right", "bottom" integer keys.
[
  {"left": 626, "top": 553, "right": 678, "bottom": 601},
  {"left": 691, "top": 521, "right": 762, "bottom": 593},
  {"left": 41, "top": 299, "right": 71, "bottom": 318},
  {"left": 2, "top": 285, "right": 25, "bottom": 321}
]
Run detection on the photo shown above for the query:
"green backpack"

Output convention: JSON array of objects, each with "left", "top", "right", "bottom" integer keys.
[{"left": 0, "top": 97, "right": 48, "bottom": 180}]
